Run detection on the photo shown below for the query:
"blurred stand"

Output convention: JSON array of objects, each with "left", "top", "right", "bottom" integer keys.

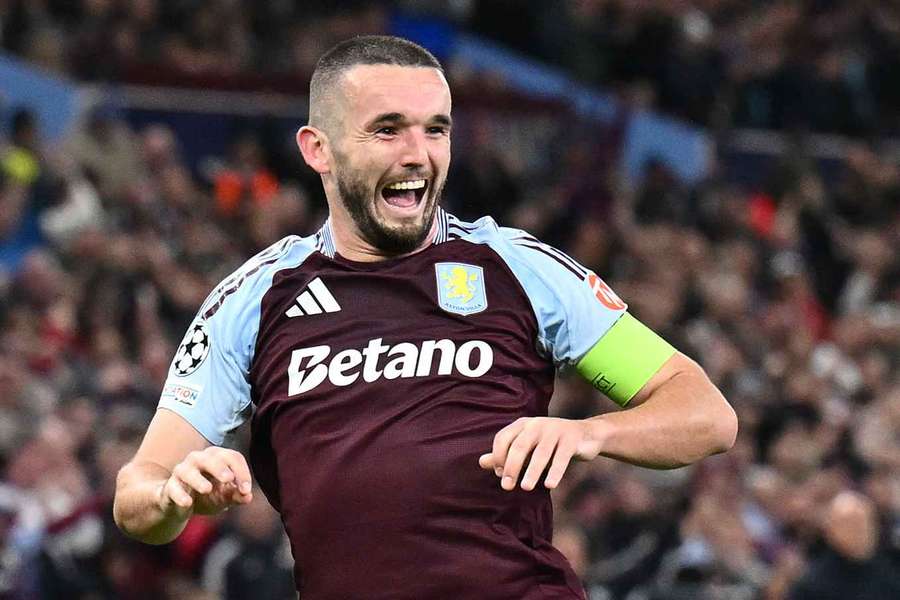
[{"left": 0, "top": 2, "right": 898, "bottom": 599}]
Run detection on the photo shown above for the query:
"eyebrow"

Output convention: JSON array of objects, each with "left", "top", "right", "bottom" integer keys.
[
  {"left": 369, "top": 112, "right": 405, "bottom": 127},
  {"left": 431, "top": 114, "right": 453, "bottom": 128},
  {"left": 367, "top": 112, "right": 453, "bottom": 129}
]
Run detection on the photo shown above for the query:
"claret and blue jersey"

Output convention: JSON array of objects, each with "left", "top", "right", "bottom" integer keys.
[{"left": 159, "top": 208, "right": 632, "bottom": 600}]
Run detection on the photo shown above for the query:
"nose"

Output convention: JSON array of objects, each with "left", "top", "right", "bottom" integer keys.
[{"left": 399, "top": 129, "right": 428, "bottom": 168}]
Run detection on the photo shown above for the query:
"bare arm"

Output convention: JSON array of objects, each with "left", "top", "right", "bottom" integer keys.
[
  {"left": 113, "top": 408, "right": 253, "bottom": 545},
  {"left": 587, "top": 351, "right": 737, "bottom": 469},
  {"left": 480, "top": 352, "right": 738, "bottom": 490}
]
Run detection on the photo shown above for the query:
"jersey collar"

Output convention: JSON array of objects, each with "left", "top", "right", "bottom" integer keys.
[{"left": 315, "top": 207, "right": 452, "bottom": 259}]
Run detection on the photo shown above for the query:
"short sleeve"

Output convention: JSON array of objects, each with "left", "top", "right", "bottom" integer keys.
[
  {"left": 157, "top": 235, "right": 313, "bottom": 445},
  {"left": 469, "top": 220, "right": 628, "bottom": 366},
  {"left": 158, "top": 305, "right": 253, "bottom": 446}
]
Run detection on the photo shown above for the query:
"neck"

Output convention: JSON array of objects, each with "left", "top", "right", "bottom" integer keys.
[{"left": 328, "top": 217, "right": 438, "bottom": 262}]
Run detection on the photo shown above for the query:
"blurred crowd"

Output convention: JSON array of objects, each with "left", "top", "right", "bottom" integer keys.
[
  {"left": 3, "top": 0, "right": 900, "bottom": 133},
  {"left": 1, "top": 2, "right": 899, "bottom": 600},
  {"left": 470, "top": 0, "right": 900, "bottom": 134},
  {"left": 1, "top": 100, "right": 898, "bottom": 600}
]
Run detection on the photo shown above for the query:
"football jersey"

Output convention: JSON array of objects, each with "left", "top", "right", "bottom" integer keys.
[{"left": 159, "top": 209, "right": 628, "bottom": 600}]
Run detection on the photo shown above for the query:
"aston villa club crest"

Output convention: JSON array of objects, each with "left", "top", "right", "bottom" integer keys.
[{"left": 435, "top": 263, "right": 487, "bottom": 315}]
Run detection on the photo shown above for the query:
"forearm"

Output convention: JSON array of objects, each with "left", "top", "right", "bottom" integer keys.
[
  {"left": 113, "top": 461, "right": 191, "bottom": 545},
  {"left": 587, "top": 369, "right": 737, "bottom": 469}
]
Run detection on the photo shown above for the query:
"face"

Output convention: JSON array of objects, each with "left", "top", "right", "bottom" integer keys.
[{"left": 326, "top": 64, "right": 452, "bottom": 255}]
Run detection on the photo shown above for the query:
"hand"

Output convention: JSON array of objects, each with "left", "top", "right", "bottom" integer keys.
[
  {"left": 158, "top": 447, "right": 253, "bottom": 516},
  {"left": 478, "top": 417, "right": 605, "bottom": 491}
]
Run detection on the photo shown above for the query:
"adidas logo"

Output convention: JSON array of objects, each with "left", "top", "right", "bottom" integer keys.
[{"left": 286, "top": 277, "right": 341, "bottom": 317}]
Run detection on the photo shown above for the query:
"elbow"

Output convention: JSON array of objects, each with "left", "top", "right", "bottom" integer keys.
[
  {"left": 112, "top": 466, "right": 136, "bottom": 537},
  {"left": 710, "top": 399, "right": 739, "bottom": 455},
  {"left": 112, "top": 492, "right": 141, "bottom": 542},
  {"left": 687, "top": 361, "right": 738, "bottom": 456},
  {"left": 112, "top": 496, "right": 125, "bottom": 533},
  {"left": 112, "top": 505, "right": 149, "bottom": 545},
  {"left": 111, "top": 463, "right": 185, "bottom": 546},
  {"left": 680, "top": 394, "right": 738, "bottom": 465},
  {"left": 112, "top": 494, "right": 170, "bottom": 546},
  {"left": 111, "top": 464, "right": 158, "bottom": 544},
  {"left": 669, "top": 355, "right": 738, "bottom": 458}
]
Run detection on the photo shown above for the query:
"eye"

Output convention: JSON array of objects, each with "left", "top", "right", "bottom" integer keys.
[
  {"left": 427, "top": 126, "right": 449, "bottom": 136},
  {"left": 376, "top": 126, "right": 397, "bottom": 136}
]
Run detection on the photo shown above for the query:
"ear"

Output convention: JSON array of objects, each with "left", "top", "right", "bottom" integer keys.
[{"left": 296, "top": 126, "right": 331, "bottom": 174}]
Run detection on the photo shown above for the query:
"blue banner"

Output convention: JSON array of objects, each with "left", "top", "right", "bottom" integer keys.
[{"left": 0, "top": 53, "right": 81, "bottom": 141}]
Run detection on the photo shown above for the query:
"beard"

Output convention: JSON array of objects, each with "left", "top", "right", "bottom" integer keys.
[{"left": 335, "top": 164, "right": 441, "bottom": 256}]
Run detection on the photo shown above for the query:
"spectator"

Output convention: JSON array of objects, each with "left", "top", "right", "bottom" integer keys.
[
  {"left": 65, "top": 105, "right": 143, "bottom": 201},
  {"left": 211, "top": 133, "right": 280, "bottom": 220},
  {"left": 0, "top": 5, "right": 896, "bottom": 598},
  {"left": 788, "top": 490, "right": 900, "bottom": 600}
]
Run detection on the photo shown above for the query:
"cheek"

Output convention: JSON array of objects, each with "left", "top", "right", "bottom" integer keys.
[
  {"left": 431, "top": 144, "right": 451, "bottom": 174},
  {"left": 336, "top": 147, "right": 382, "bottom": 178}
]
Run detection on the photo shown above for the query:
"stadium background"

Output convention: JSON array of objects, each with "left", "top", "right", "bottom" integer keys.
[{"left": 0, "top": 1, "right": 898, "bottom": 599}]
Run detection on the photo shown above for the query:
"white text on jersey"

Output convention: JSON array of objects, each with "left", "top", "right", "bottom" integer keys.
[{"left": 288, "top": 338, "right": 494, "bottom": 396}]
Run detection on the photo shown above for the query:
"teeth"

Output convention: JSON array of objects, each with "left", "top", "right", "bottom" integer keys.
[{"left": 385, "top": 179, "right": 426, "bottom": 191}]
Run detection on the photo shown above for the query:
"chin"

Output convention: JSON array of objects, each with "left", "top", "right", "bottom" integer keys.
[{"left": 367, "top": 212, "right": 433, "bottom": 254}]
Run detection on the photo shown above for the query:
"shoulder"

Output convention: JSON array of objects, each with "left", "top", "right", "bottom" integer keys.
[
  {"left": 445, "top": 213, "right": 520, "bottom": 245},
  {"left": 441, "top": 212, "right": 626, "bottom": 366},
  {"left": 200, "top": 234, "right": 320, "bottom": 322},
  {"left": 446, "top": 213, "right": 589, "bottom": 281}
]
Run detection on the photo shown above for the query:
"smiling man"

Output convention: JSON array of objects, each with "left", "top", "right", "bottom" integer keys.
[
  {"left": 301, "top": 56, "right": 451, "bottom": 259},
  {"left": 113, "top": 36, "right": 737, "bottom": 600}
]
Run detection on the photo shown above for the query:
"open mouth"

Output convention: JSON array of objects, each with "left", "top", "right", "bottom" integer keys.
[{"left": 380, "top": 178, "right": 429, "bottom": 210}]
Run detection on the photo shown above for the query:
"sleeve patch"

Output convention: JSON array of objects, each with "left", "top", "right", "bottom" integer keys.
[
  {"left": 161, "top": 382, "right": 204, "bottom": 407},
  {"left": 173, "top": 320, "right": 212, "bottom": 376},
  {"left": 586, "top": 273, "right": 627, "bottom": 310}
]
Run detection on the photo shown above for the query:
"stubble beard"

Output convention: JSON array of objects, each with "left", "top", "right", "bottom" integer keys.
[{"left": 335, "top": 167, "right": 441, "bottom": 256}]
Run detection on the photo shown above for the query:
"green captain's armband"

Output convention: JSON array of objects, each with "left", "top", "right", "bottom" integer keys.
[{"left": 575, "top": 312, "right": 675, "bottom": 407}]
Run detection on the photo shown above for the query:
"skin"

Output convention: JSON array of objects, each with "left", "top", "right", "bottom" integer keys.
[
  {"left": 114, "top": 64, "right": 453, "bottom": 543},
  {"left": 297, "top": 64, "right": 452, "bottom": 262},
  {"left": 113, "top": 63, "right": 738, "bottom": 545},
  {"left": 823, "top": 490, "right": 878, "bottom": 561},
  {"left": 478, "top": 352, "right": 738, "bottom": 491}
]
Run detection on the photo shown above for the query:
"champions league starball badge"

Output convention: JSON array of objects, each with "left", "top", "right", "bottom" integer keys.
[{"left": 173, "top": 320, "right": 211, "bottom": 376}]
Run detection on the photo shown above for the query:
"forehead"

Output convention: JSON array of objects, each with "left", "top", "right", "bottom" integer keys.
[{"left": 339, "top": 64, "right": 451, "bottom": 122}]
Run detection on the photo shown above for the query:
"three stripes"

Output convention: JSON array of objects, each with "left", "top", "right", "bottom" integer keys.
[{"left": 286, "top": 277, "right": 341, "bottom": 317}]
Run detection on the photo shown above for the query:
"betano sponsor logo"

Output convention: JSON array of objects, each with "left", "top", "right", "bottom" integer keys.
[{"left": 288, "top": 337, "right": 494, "bottom": 396}]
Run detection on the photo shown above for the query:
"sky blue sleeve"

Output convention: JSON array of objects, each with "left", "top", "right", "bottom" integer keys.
[
  {"left": 157, "top": 236, "right": 311, "bottom": 445},
  {"left": 468, "top": 219, "right": 628, "bottom": 367}
]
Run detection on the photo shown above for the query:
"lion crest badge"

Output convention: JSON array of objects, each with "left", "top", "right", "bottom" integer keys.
[{"left": 435, "top": 263, "right": 487, "bottom": 315}]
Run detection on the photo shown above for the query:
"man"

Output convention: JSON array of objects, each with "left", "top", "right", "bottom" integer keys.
[
  {"left": 788, "top": 491, "right": 900, "bottom": 600},
  {"left": 114, "top": 35, "right": 737, "bottom": 599}
]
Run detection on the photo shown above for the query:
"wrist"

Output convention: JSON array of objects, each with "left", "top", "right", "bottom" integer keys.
[{"left": 580, "top": 416, "right": 614, "bottom": 460}]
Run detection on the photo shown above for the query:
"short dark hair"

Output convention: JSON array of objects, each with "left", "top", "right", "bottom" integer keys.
[{"left": 308, "top": 35, "right": 443, "bottom": 131}]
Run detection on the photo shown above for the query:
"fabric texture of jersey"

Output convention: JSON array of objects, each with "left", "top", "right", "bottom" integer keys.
[{"left": 158, "top": 209, "right": 629, "bottom": 600}]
